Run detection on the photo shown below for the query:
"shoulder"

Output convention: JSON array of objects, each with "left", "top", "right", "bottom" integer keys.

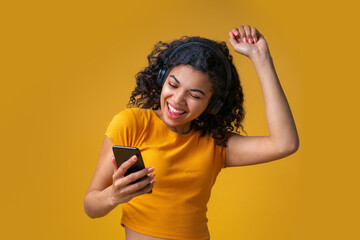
[
  {"left": 105, "top": 108, "right": 152, "bottom": 145},
  {"left": 127, "top": 108, "right": 152, "bottom": 119},
  {"left": 111, "top": 108, "right": 151, "bottom": 123},
  {"left": 109, "top": 108, "right": 155, "bottom": 134}
]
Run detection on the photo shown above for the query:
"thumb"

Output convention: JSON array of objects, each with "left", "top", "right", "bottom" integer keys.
[
  {"left": 111, "top": 156, "right": 118, "bottom": 172},
  {"left": 228, "top": 37, "right": 239, "bottom": 49}
]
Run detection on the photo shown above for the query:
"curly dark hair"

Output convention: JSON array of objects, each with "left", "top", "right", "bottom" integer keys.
[{"left": 128, "top": 36, "right": 245, "bottom": 147}]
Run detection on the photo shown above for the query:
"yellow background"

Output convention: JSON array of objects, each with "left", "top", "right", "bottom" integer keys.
[{"left": 1, "top": 0, "right": 359, "bottom": 239}]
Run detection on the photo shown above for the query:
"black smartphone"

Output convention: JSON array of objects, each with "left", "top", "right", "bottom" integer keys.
[{"left": 112, "top": 146, "right": 152, "bottom": 193}]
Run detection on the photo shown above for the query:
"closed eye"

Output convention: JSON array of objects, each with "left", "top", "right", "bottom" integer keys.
[
  {"left": 168, "top": 82, "right": 177, "bottom": 88},
  {"left": 168, "top": 75, "right": 206, "bottom": 99},
  {"left": 189, "top": 93, "right": 200, "bottom": 99}
]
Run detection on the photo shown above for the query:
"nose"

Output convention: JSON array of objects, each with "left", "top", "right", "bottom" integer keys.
[{"left": 173, "top": 89, "right": 186, "bottom": 104}]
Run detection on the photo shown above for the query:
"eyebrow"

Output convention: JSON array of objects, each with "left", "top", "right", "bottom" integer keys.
[{"left": 169, "top": 75, "right": 206, "bottom": 96}]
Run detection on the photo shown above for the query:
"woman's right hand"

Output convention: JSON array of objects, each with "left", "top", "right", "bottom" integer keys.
[{"left": 109, "top": 155, "right": 156, "bottom": 206}]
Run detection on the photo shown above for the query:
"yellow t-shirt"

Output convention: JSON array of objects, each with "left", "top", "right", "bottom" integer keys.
[{"left": 105, "top": 108, "right": 225, "bottom": 240}]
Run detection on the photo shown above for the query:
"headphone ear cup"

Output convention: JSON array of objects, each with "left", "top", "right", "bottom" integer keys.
[
  {"left": 156, "top": 66, "right": 168, "bottom": 86},
  {"left": 206, "top": 97, "right": 224, "bottom": 115}
]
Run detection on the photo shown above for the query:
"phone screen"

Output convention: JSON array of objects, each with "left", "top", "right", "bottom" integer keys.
[{"left": 112, "top": 146, "right": 147, "bottom": 185}]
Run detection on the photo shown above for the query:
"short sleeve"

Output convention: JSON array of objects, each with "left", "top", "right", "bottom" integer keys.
[{"left": 105, "top": 109, "right": 139, "bottom": 147}]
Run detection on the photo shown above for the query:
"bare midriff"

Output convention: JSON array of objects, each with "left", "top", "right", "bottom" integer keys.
[{"left": 124, "top": 226, "right": 172, "bottom": 240}]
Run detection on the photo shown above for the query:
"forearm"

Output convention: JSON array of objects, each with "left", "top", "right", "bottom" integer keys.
[
  {"left": 252, "top": 53, "right": 299, "bottom": 153},
  {"left": 84, "top": 186, "right": 117, "bottom": 218}
]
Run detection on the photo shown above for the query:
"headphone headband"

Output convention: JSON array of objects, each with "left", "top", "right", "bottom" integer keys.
[{"left": 156, "top": 41, "right": 232, "bottom": 115}]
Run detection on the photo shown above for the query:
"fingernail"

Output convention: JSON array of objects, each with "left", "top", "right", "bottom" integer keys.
[
  {"left": 242, "top": 38, "right": 247, "bottom": 43},
  {"left": 248, "top": 38, "right": 252, "bottom": 43},
  {"left": 151, "top": 180, "right": 156, "bottom": 184},
  {"left": 148, "top": 167, "right": 154, "bottom": 172},
  {"left": 253, "top": 38, "right": 257, "bottom": 43},
  {"left": 149, "top": 173, "right": 156, "bottom": 178}
]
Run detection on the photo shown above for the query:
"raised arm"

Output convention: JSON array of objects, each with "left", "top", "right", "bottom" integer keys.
[{"left": 225, "top": 25, "right": 299, "bottom": 167}]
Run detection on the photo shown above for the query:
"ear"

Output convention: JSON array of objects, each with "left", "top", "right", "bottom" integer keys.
[
  {"left": 205, "top": 97, "right": 224, "bottom": 115},
  {"left": 156, "top": 66, "right": 168, "bottom": 86}
]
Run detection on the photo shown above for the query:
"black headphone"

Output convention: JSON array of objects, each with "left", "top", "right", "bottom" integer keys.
[{"left": 156, "top": 41, "right": 232, "bottom": 115}]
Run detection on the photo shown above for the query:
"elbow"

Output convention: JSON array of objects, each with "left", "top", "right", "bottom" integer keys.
[
  {"left": 83, "top": 190, "right": 113, "bottom": 219},
  {"left": 278, "top": 137, "right": 300, "bottom": 157},
  {"left": 83, "top": 195, "right": 101, "bottom": 219},
  {"left": 288, "top": 139, "right": 300, "bottom": 155},
  {"left": 84, "top": 207, "right": 96, "bottom": 219},
  {"left": 83, "top": 200, "right": 96, "bottom": 219},
  {"left": 84, "top": 204, "right": 104, "bottom": 219},
  {"left": 293, "top": 135, "right": 300, "bottom": 153},
  {"left": 85, "top": 213, "right": 99, "bottom": 219}
]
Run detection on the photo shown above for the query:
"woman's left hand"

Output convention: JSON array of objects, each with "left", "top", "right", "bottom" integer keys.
[{"left": 228, "top": 25, "right": 270, "bottom": 61}]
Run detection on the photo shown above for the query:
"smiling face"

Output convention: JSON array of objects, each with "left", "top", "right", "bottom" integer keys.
[{"left": 155, "top": 64, "right": 213, "bottom": 134}]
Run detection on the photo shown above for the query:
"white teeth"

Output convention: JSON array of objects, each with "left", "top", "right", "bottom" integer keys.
[{"left": 168, "top": 104, "right": 185, "bottom": 114}]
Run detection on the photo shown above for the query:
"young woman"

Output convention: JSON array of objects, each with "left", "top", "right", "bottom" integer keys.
[{"left": 84, "top": 25, "right": 299, "bottom": 240}]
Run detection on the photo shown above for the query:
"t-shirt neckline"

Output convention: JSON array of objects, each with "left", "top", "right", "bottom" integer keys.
[{"left": 149, "top": 109, "right": 196, "bottom": 136}]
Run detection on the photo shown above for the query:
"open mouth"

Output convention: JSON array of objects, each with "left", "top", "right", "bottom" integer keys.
[{"left": 166, "top": 102, "right": 186, "bottom": 118}]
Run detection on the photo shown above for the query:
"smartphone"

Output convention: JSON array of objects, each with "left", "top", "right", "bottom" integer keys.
[{"left": 112, "top": 146, "right": 152, "bottom": 193}]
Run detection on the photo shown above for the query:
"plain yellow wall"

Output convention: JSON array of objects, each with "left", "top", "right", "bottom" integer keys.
[{"left": 1, "top": 0, "right": 359, "bottom": 239}]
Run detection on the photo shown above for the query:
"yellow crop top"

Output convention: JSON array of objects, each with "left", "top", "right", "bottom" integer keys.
[{"left": 105, "top": 108, "right": 225, "bottom": 240}]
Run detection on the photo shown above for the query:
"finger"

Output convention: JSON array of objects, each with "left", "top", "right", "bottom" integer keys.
[
  {"left": 228, "top": 37, "right": 239, "bottom": 48},
  {"left": 251, "top": 27, "right": 258, "bottom": 43},
  {"left": 244, "top": 25, "right": 252, "bottom": 43},
  {"left": 111, "top": 156, "right": 118, "bottom": 173},
  {"left": 230, "top": 28, "right": 241, "bottom": 43},
  {"left": 113, "top": 155, "right": 137, "bottom": 181},
  {"left": 128, "top": 179, "right": 156, "bottom": 199},
  {"left": 122, "top": 173, "right": 156, "bottom": 195},
  {"left": 122, "top": 166, "right": 155, "bottom": 186},
  {"left": 229, "top": 31, "right": 240, "bottom": 45},
  {"left": 229, "top": 31, "right": 235, "bottom": 39},
  {"left": 237, "top": 26, "right": 247, "bottom": 43},
  {"left": 231, "top": 28, "right": 239, "bottom": 37}
]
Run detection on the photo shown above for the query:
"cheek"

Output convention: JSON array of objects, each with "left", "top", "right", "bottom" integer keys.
[
  {"left": 160, "top": 87, "right": 173, "bottom": 107},
  {"left": 188, "top": 99, "right": 209, "bottom": 113},
  {"left": 160, "top": 88, "right": 170, "bottom": 101}
]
